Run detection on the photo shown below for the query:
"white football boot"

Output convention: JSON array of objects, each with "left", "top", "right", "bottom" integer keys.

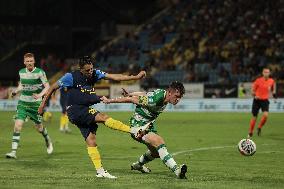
[
  {"left": 96, "top": 170, "right": 117, "bottom": 179},
  {"left": 6, "top": 151, "right": 17, "bottom": 159},
  {"left": 47, "top": 142, "right": 53, "bottom": 154}
]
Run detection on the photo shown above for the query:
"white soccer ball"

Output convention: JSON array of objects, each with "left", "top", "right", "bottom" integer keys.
[{"left": 238, "top": 139, "right": 256, "bottom": 156}]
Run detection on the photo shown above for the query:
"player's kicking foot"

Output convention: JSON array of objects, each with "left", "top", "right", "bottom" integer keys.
[
  {"left": 130, "top": 122, "right": 152, "bottom": 139},
  {"left": 257, "top": 128, "right": 261, "bottom": 136},
  {"left": 176, "top": 164, "right": 187, "bottom": 179},
  {"left": 131, "top": 162, "right": 151, "bottom": 173},
  {"left": 6, "top": 151, "right": 17, "bottom": 159},
  {"left": 96, "top": 170, "right": 117, "bottom": 179},
  {"left": 47, "top": 142, "right": 53, "bottom": 154}
]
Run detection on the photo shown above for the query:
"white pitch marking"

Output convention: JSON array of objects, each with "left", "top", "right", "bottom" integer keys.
[
  {"left": 256, "top": 151, "right": 281, "bottom": 154},
  {"left": 0, "top": 144, "right": 275, "bottom": 162},
  {"left": 172, "top": 145, "right": 235, "bottom": 156},
  {"left": 172, "top": 143, "right": 274, "bottom": 156}
]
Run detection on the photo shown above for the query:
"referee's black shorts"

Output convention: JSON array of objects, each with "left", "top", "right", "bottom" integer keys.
[{"left": 251, "top": 98, "right": 269, "bottom": 116}]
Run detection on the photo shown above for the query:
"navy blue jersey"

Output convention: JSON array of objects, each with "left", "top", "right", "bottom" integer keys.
[{"left": 58, "top": 70, "right": 106, "bottom": 106}]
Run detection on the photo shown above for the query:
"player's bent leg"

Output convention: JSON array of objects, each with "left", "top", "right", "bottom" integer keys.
[
  {"left": 143, "top": 133, "right": 187, "bottom": 179},
  {"left": 249, "top": 99, "right": 260, "bottom": 137},
  {"left": 96, "top": 112, "right": 149, "bottom": 138},
  {"left": 96, "top": 112, "right": 130, "bottom": 133},
  {"left": 6, "top": 119, "right": 24, "bottom": 159},
  {"left": 248, "top": 116, "right": 257, "bottom": 138},
  {"left": 35, "top": 124, "right": 53, "bottom": 154},
  {"left": 131, "top": 134, "right": 158, "bottom": 174},
  {"left": 86, "top": 133, "right": 116, "bottom": 179},
  {"left": 131, "top": 146, "right": 156, "bottom": 174},
  {"left": 143, "top": 133, "right": 165, "bottom": 148}
]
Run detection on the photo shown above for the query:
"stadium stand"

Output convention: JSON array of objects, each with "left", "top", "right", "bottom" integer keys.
[{"left": 93, "top": 0, "right": 284, "bottom": 87}]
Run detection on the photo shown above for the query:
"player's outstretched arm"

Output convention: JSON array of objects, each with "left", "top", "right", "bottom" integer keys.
[
  {"left": 33, "top": 82, "right": 50, "bottom": 99},
  {"left": 101, "top": 96, "right": 139, "bottom": 105},
  {"left": 38, "top": 82, "right": 60, "bottom": 115},
  {"left": 105, "top": 70, "right": 146, "bottom": 81},
  {"left": 121, "top": 88, "right": 146, "bottom": 97}
]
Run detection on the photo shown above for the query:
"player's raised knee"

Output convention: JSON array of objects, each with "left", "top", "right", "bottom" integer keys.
[
  {"left": 146, "top": 134, "right": 165, "bottom": 147},
  {"left": 95, "top": 113, "right": 110, "bottom": 122},
  {"left": 155, "top": 135, "right": 165, "bottom": 146}
]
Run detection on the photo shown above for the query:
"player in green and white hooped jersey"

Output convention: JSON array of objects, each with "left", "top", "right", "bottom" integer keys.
[
  {"left": 6, "top": 53, "right": 53, "bottom": 159},
  {"left": 101, "top": 81, "right": 187, "bottom": 179}
]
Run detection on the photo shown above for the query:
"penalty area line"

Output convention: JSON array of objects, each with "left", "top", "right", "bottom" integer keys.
[
  {"left": 172, "top": 145, "right": 235, "bottom": 156},
  {"left": 172, "top": 143, "right": 274, "bottom": 156},
  {"left": 0, "top": 144, "right": 275, "bottom": 162}
]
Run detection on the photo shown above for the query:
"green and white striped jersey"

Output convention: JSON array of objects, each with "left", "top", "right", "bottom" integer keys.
[
  {"left": 130, "top": 89, "right": 167, "bottom": 132},
  {"left": 18, "top": 67, "right": 48, "bottom": 105}
]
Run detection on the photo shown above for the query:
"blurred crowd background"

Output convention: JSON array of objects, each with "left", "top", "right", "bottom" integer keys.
[{"left": 0, "top": 0, "right": 283, "bottom": 99}]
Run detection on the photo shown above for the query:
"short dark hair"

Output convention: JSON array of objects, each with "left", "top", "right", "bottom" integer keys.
[
  {"left": 168, "top": 81, "right": 185, "bottom": 96},
  {"left": 79, "top": 56, "right": 94, "bottom": 68}
]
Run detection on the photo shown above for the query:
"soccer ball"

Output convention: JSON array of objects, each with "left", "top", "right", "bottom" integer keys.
[{"left": 238, "top": 139, "right": 256, "bottom": 156}]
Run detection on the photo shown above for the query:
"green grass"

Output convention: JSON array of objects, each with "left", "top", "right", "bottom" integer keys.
[{"left": 0, "top": 111, "right": 283, "bottom": 189}]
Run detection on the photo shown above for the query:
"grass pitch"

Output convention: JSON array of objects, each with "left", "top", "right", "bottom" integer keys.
[{"left": 0, "top": 111, "right": 283, "bottom": 189}]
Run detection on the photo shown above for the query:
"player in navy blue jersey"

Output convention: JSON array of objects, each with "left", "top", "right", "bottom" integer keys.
[{"left": 38, "top": 56, "right": 148, "bottom": 179}]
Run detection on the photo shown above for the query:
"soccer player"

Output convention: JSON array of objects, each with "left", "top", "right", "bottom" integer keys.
[
  {"left": 38, "top": 56, "right": 148, "bottom": 179},
  {"left": 101, "top": 81, "right": 188, "bottom": 179},
  {"left": 6, "top": 53, "right": 53, "bottom": 159},
  {"left": 59, "top": 87, "right": 71, "bottom": 133},
  {"left": 248, "top": 68, "right": 277, "bottom": 137}
]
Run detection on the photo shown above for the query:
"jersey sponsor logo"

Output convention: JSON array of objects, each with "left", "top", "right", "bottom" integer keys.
[
  {"left": 22, "top": 84, "right": 42, "bottom": 91},
  {"left": 88, "top": 108, "right": 97, "bottom": 115},
  {"left": 19, "top": 73, "right": 43, "bottom": 80}
]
